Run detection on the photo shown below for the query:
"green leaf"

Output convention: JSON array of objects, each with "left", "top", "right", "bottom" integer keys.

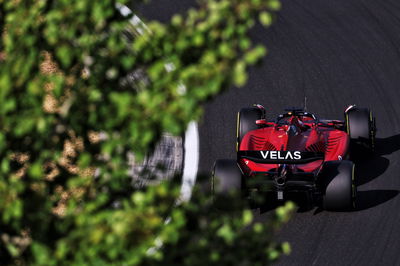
[
  {"left": 282, "top": 241, "right": 291, "bottom": 254},
  {"left": 31, "top": 242, "right": 52, "bottom": 265},
  {"left": 56, "top": 45, "right": 73, "bottom": 68},
  {"left": 29, "top": 162, "right": 43, "bottom": 179},
  {"left": 267, "top": 0, "right": 282, "bottom": 11},
  {"left": 217, "top": 224, "right": 235, "bottom": 244},
  {"left": 243, "top": 209, "right": 253, "bottom": 225},
  {"left": 259, "top": 11, "right": 272, "bottom": 26},
  {"left": 233, "top": 61, "right": 248, "bottom": 87}
]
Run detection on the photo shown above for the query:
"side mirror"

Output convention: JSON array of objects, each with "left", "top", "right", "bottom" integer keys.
[
  {"left": 256, "top": 120, "right": 274, "bottom": 127},
  {"left": 256, "top": 119, "right": 267, "bottom": 125}
]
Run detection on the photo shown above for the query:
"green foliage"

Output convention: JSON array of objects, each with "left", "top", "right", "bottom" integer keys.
[
  {"left": 0, "top": 0, "right": 288, "bottom": 265},
  {"left": 151, "top": 190, "right": 295, "bottom": 266}
]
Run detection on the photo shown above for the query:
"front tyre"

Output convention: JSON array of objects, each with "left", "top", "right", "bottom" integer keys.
[
  {"left": 345, "top": 106, "right": 376, "bottom": 152},
  {"left": 237, "top": 107, "right": 262, "bottom": 150},
  {"left": 321, "top": 160, "right": 355, "bottom": 211}
]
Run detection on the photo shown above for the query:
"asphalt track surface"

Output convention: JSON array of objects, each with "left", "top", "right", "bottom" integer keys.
[{"left": 138, "top": 1, "right": 400, "bottom": 265}]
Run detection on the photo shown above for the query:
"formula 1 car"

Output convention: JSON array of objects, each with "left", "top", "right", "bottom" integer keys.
[{"left": 212, "top": 105, "right": 376, "bottom": 210}]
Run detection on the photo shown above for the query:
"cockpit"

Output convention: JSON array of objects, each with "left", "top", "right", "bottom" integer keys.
[
  {"left": 276, "top": 108, "right": 318, "bottom": 125},
  {"left": 274, "top": 108, "right": 317, "bottom": 135}
]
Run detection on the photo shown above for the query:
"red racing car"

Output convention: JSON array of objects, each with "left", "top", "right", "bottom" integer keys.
[{"left": 212, "top": 105, "right": 376, "bottom": 210}]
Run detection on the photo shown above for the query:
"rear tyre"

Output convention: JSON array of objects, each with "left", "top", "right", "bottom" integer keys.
[
  {"left": 345, "top": 107, "right": 376, "bottom": 153},
  {"left": 237, "top": 107, "right": 262, "bottom": 150},
  {"left": 212, "top": 159, "right": 243, "bottom": 209},
  {"left": 321, "top": 160, "right": 355, "bottom": 211}
]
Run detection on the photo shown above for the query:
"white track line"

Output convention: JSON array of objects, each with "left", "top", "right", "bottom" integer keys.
[
  {"left": 117, "top": 4, "right": 150, "bottom": 34},
  {"left": 180, "top": 121, "right": 199, "bottom": 202},
  {"left": 117, "top": 5, "right": 200, "bottom": 256},
  {"left": 118, "top": 4, "right": 199, "bottom": 202}
]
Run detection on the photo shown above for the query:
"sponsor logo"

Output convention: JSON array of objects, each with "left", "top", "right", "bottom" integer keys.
[
  {"left": 238, "top": 150, "right": 324, "bottom": 164},
  {"left": 260, "top": 151, "right": 301, "bottom": 160}
]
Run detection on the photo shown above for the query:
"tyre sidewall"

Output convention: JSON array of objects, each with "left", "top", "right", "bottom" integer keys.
[
  {"left": 321, "top": 160, "right": 355, "bottom": 211},
  {"left": 237, "top": 107, "right": 262, "bottom": 149},
  {"left": 346, "top": 107, "right": 375, "bottom": 152}
]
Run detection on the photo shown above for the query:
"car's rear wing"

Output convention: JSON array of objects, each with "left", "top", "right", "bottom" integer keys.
[{"left": 238, "top": 150, "right": 324, "bottom": 164}]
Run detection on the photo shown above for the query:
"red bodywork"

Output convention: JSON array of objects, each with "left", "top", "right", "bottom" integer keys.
[{"left": 238, "top": 116, "right": 349, "bottom": 177}]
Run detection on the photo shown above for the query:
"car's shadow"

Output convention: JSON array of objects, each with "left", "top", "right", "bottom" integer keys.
[
  {"left": 344, "top": 133, "right": 400, "bottom": 212},
  {"left": 353, "top": 134, "right": 400, "bottom": 186},
  {"left": 258, "top": 134, "right": 400, "bottom": 214},
  {"left": 311, "top": 189, "right": 399, "bottom": 214},
  {"left": 354, "top": 189, "right": 399, "bottom": 211},
  {"left": 375, "top": 134, "right": 400, "bottom": 156}
]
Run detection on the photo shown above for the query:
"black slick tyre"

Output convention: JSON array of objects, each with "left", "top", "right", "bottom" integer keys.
[
  {"left": 345, "top": 107, "right": 376, "bottom": 152},
  {"left": 321, "top": 160, "right": 355, "bottom": 211},
  {"left": 237, "top": 107, "right": 262, "bottom": 150},
  {"left": 212, "top": 159, "right": 243, "bottom": 209}
]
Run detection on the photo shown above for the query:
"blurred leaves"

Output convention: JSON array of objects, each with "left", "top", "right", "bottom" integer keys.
[{"left": 0, "top": 0, "right": 285, "bottom": 264}]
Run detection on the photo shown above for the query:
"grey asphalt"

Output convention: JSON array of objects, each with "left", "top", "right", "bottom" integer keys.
[{"left": 137, "top": 0, "right": 400, "bottom": 265}]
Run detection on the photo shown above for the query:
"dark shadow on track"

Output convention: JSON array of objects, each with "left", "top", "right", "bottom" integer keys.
[
  {"left": 246, "top": 189, "right": 398, "bottom": 215},
  {"left": 354, "top": 156, "right": 389, "bottom": 186},
  {"left": 375, "top": 134, "right": 400, "bottom": 157},
  {"left": 313, "top": 190, "right": 399, "bottom": 214},
  {"left": 354, "top": 190, "right": 399, "bottom": 211},
  {"left": 353, "top": 134, "right": 400, "bottom": 186}
]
